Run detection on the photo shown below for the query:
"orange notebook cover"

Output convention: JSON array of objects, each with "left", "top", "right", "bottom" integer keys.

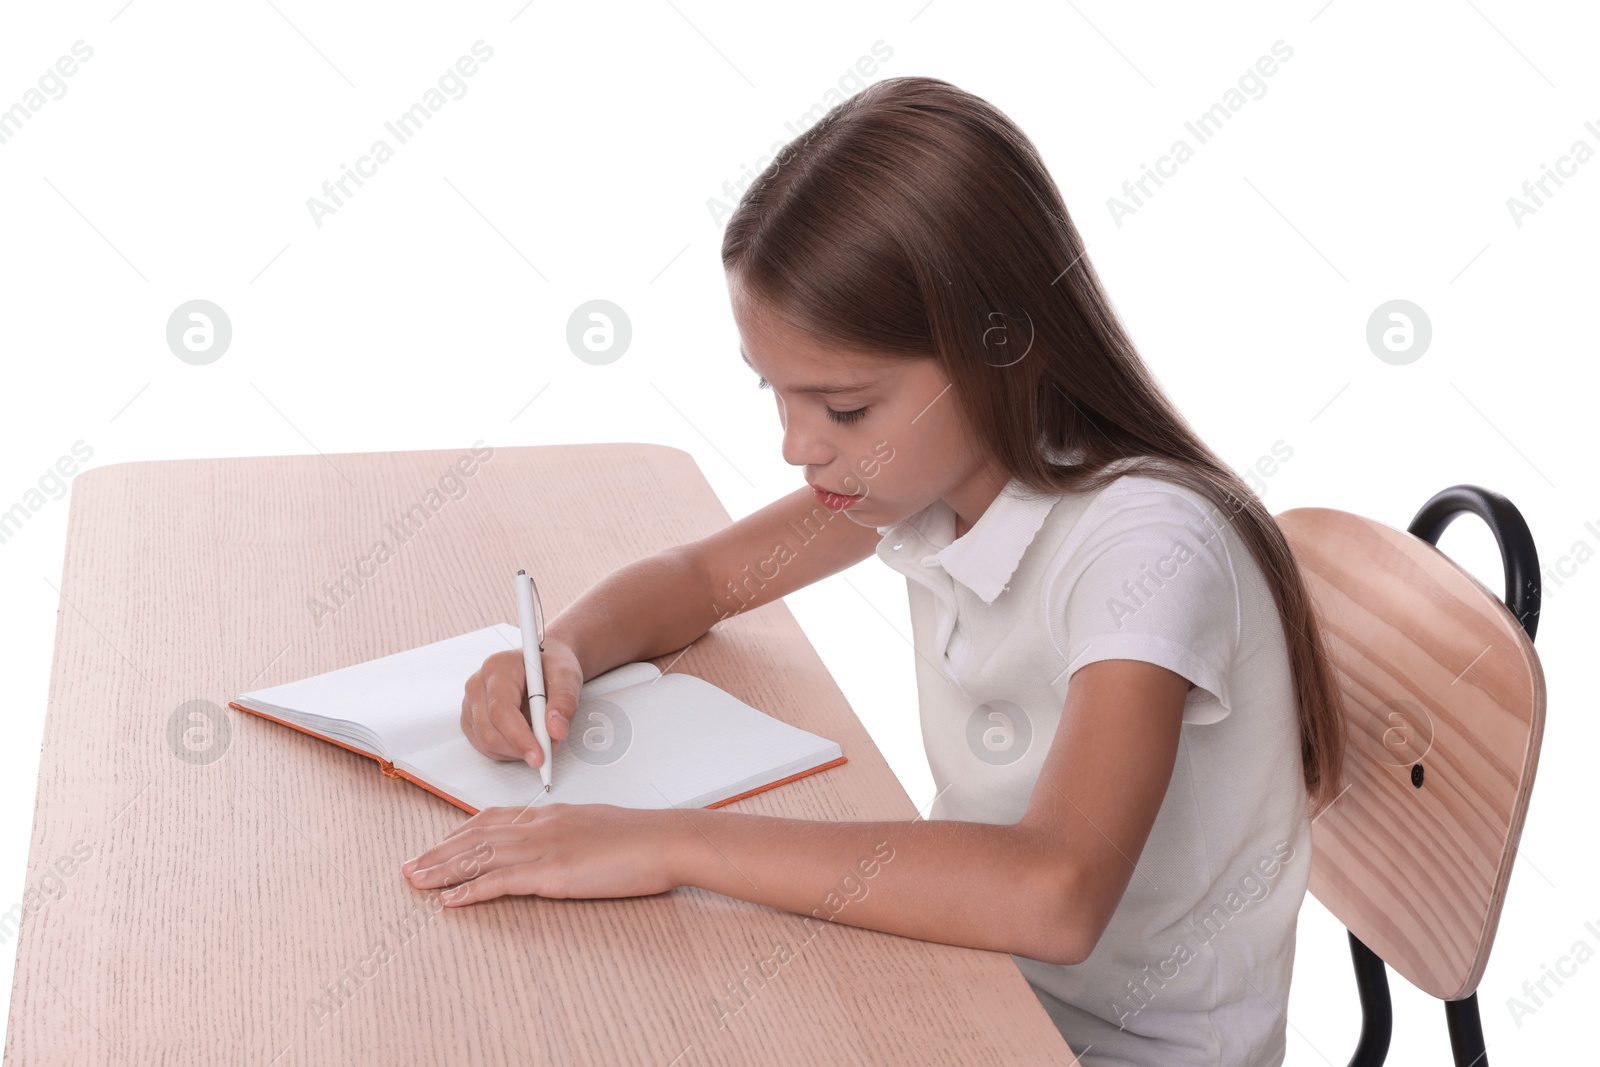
[{"left": 229, "top": 624, "right": 847, "bottom": 816}]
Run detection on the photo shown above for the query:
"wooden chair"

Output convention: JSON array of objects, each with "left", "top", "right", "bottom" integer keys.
[{"left": 1275, "top": 485, "right": 1545, "bottom": 1067}]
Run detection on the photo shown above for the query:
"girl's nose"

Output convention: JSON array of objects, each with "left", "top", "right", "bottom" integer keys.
[{"left": 780, "top": 405, "right": 830, "bottom": 469}]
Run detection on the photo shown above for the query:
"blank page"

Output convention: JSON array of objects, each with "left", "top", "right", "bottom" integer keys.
[
  {"left": 236, "top": 624, "right": 843, "bottom": 812},
  {"left": 397, "top": 672, "right": 843, "bottom": 811},
  {"left": 236, "top": 625, "right": 526, "bottom": 759}
]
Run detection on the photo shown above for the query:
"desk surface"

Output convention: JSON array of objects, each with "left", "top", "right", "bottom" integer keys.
[{"left": 5, "top": 442, "right": 1077, "bottom": 1065}]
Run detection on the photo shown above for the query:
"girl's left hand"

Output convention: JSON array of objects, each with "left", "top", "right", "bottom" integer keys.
[{"left": 401, "top": 803, "right": 679, "bottom": 905}]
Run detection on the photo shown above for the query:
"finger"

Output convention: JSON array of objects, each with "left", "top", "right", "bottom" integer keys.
[
  {"left": 405, "top": 821, "right": 539, "bottom": 885},
  {"left": 403, "top": 840, "right": 501, "bottom": 885},
  {"left": 402, "top": 806, "right": 546, "bottom": 875},
  {"left": 462, "top": 670, "right": 524, "bottom": 761},
  {"left": 544, "top": 661, "right": 583, "bottom": 743},
  {"left": 546, "top": 699, "right": 579, "bottom": 746},
  {"left": 400, "top": 844, "right": 486, "bottom": 883},
  {"left": 485, "top": 672, "right": 540, "bottom": 761},
  {"left": 403, "top": 823, "right": 507, "bottom": 881},
  {"left": 461, "top": 671, "right": 490, "bottom": 745},
  {"left": 405, "top": 842, "right": 498, "bottom": 886},
  {"left": 483, "top": 672, "right": 542, "bottom": 765},
  {"left": 439, "top": 864, "right": 547, "bottom": 906},
  {"left": 470, "top": 710, "right": 522, "bottom": 763}
]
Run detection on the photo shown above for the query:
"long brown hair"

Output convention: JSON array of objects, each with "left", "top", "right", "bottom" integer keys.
[{"left": 721, "top": 75, "right": 1346, "bottom": 815}]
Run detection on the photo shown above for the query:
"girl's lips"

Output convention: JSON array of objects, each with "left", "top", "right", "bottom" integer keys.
[{"left": 812, "top": 485, "right": 863, "bottom": 510}]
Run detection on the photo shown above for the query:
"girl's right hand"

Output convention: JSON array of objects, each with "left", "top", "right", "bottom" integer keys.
[{"left": 459, "top": 641, "right": 582, "bottom": 769}]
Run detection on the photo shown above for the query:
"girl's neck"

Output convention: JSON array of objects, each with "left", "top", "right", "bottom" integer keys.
[{"left": 947, "top": 461, "right": 1012, "bottom": 541}]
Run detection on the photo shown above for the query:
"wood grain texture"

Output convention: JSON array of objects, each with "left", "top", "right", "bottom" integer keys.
[
  {"left": 1277, "top": 506, "right": 1546, "bottom": 1002},
  {"left": 4, "top": 442, "right": 1078, "bottom": 1066}
]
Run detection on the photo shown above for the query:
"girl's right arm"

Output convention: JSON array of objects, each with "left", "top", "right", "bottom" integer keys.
[{"left": 460, "top": 484, "right": 883, "bottom": 767}]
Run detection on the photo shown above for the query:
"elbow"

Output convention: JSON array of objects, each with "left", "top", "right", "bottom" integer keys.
[
  {"left": 1023, "top": 862, "right": 1109, "bottom": 967},
  {"left": 1032, "top": 927, "right": 1097, "bottom": 969}
]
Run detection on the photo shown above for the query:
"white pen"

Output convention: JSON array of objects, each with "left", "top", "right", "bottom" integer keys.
[{"left": 514, "top": 569, "right": 552, "bottom": 792}]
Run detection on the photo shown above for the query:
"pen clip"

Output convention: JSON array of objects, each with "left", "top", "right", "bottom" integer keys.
[{"left": 528, "top": 573, "right": 545, "bottom": 652}]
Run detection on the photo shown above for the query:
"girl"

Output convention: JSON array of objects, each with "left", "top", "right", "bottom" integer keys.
[{"left": 401, "top": 75, "right": 1346, "bottom": 1066}]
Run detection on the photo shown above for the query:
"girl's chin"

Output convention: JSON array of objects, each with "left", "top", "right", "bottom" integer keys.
[{"left": 846, "top": 501, "right": 905, "bottom": 528}]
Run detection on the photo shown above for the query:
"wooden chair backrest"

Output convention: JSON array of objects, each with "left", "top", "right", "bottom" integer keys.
[{"left": 1275, "top": 506, "right": 1546, "bottom": 1001}]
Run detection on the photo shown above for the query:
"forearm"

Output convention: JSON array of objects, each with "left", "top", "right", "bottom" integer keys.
[
  {"left": 543, "top": 548, "right": 715, "bottom": 681},
  {"left": 663, "top": 807, "right": 1085, "bottom": 965}
]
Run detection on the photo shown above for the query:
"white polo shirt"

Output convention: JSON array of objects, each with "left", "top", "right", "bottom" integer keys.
[{"left": 874, "top": 465, "right": 1311, "bottom": 1067}]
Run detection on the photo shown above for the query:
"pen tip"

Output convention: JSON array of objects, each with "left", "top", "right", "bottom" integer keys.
[{"left": 543, "top": 784, "right": 551, "bottom": 793}]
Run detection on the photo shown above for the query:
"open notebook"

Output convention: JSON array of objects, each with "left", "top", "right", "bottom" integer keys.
[{"left": 228, "top": 624, "right": 847, "bottom": 814}]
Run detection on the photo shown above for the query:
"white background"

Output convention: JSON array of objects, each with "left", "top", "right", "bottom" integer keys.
[{"left": 1, "top": 1, "right": 1595, "bottom": 1062}]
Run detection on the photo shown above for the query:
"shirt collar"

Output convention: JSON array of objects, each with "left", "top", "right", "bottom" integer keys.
[{"left": 876, "top": 476, "right": 1061, "bottom": 605}]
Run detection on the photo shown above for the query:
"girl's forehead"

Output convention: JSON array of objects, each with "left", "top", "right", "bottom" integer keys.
[
  {"left": 726, "top": 272, "right": 926, "bottom": 376},
  {"left": 742, "top": 330, "right": 904, "bottom": 379}
]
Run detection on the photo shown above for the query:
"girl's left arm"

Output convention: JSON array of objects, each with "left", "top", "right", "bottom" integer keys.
[
  {"left": 402, "top": 657, "right": 1190, "bottom": 967},
  {"left": 665, "top": 807, "right": 1085, "bottom": 964}
]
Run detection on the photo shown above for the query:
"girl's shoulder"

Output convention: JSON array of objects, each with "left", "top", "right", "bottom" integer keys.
[{"left": 1076, "top": 470, "right": 1226, "bottom": 531}]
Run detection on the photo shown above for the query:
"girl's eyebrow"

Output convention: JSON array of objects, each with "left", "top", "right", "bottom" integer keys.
[{"left": 739, "top": 345, "right": 880, "bottom": 395}]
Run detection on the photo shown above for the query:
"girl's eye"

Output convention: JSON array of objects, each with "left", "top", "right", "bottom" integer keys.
[{"left": 755, "top": 378, "right": 864, "bottom": 425}]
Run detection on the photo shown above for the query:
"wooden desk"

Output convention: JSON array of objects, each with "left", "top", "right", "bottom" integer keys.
[{"left": 4, "top": 443, "right": 1077, "bottom": 1065}]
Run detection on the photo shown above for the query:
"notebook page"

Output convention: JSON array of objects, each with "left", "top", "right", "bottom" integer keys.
[
  {"left": 236, "top": 624, "right": 658, "bottom": 759},
  {"left": 236, "top": 625, "right": 525, "bottom": 758},
  {"left": 394, "top": 673, "right": 842, "bottom": 811}
]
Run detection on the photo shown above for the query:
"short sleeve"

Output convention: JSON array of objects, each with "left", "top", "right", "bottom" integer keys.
[{"left": 1043, "top": 480, "right": 1242, "bottom": 725}]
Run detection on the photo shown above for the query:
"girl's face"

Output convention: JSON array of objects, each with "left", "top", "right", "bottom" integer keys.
[{"left": 728, "top": 273, "right": 1004, "bottom": 533}]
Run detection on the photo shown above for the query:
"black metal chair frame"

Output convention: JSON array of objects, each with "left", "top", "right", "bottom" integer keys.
[{"left": 1340, "top": 484, "right": 1541, "bottom": 1067}]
